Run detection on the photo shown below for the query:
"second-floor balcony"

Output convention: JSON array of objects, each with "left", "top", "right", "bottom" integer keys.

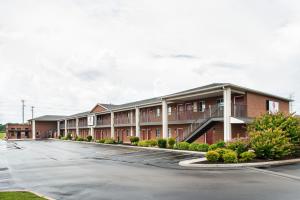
[
  {"left": 78, "top": 119, "right": 88, "bottom": 128},
  {"left": 59, "top": 122, "right": 65, "bottom": 129},
  {"left": 96, "top": 118, "right": 111, "bottom": 126},
  {"left": 67, "top": 120, "right": 76, "bottom": 129}
]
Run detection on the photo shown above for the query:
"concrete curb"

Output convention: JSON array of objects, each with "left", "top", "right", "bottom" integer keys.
[
  {"left": 179, "top": 157, "right": 300, "bottom": 168},
  {"left": 49, "top": 138, "right": 206, "bottom": 155},
  {"left": 0, "top": 189, "right": 55, "bottom": 200}
]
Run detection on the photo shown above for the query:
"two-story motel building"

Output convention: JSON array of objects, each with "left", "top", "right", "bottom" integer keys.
[{"left": 13, "top": 83, "right": 291, "bottom": 144}]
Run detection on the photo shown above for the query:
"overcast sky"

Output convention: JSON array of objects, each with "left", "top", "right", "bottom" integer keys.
[{"left": 0, "top": 0, "right": 300, "bottom": 124}]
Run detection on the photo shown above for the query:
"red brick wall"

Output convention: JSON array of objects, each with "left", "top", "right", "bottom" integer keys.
[
  {"left": 246, "top": 92, "right": 289, "bottom": 118},
  {"left": 35, "top": 121, "right": 57, "bottom": 139},
  {"left": 79, "top": 129, "right": 89, "bottom": 139},
  {"left": 94, "top": 128, "right": 111, "bottom": 140},
  {"left": 6, "top": 124, "right": 31, "bottom": 139}
]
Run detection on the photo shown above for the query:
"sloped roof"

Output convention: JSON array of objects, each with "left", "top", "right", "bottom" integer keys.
[{"left": 30, "top": 115, "right": 67, "bottom": 121}]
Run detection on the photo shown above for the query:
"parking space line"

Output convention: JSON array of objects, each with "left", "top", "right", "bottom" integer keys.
[{"left": 247, "top": 167, "right": 300, "bottom": 181}]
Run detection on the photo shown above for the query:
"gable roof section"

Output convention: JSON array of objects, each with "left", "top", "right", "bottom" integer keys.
[{"left": 90, "top": 103, "right": 118, "bottom": 113}]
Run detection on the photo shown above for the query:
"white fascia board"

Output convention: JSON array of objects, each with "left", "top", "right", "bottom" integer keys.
[
  {"left": 163, "top": 89, "right": 224, "bottom": 101},
  {"left": 230, "top": 117, "right": 245, "bottom": 124}
]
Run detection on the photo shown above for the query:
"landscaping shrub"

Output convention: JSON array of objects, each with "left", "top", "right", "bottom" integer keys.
[
  {"left": 223, "top": 151, "right": 238, "bottom": 163},
  {"left": 208, "top": 143, "right": 218, "bottom": 151},
  {"left": 250, "top": 129, "right": 293, "bottom": 159},
  {"left": 98, "top": 139, "right": 105, "bottom": 143},
  {"left": 149, "top": 140, "right": 157, "bottom": 147},
  {"left": 248, "top": 113, "right": 300, "bottom": 145},
  {"left": 129, "top": 136, "right": 139, "bottom": 145},
  {"left": 76, "top": 137, "right": 85, "bottom": 141},
  {"left": 177, "top": 142, "right": 190, "bottom": 150},
  {"left": 86, "top": 135, "right": 93, "bottom": 142},
  {"left": 239, "top": 151, "right": 256, "bottom": 162},
  {"left": 138, "top": 141, "right": 147, "bottom": 147},
  {"left": 198, "top": 143, "right": 209, "bottom": 152},
  {"left": 104, "top": 138, "right": 115, "bottom": 144},
  {"left": 168, "top": 138, "right": 176, "bottom": 148},
  {"left": 157, "top": 138, "right": 167, "bottom": 148},
  {"left": 66, "top": 133, "right": 72, "bottom": 140},
  {"left": 189, "top": 143, "right": 200, "bottom": 151},
  {"left": 215, "top": 148, "right": 234, "bottom": 161},
  {"left": 206, "top": 150, "right": 220, "bottom": 162},
  {"left": 216, "top": 141, "right": 226, "bottom": 148},
  {"left": 188, "top": 143, "right": 209, "bottom": 152},
  {"left": 226, "top": 138, "right": 249, "bottom": 156}
]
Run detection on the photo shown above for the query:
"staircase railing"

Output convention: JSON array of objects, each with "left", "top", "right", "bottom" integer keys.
[{"left": 177, "top": 105, "right": 224, "bottom": 142}]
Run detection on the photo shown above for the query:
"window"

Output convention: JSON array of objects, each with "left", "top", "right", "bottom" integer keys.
[
  {"left": 156, "top": 108, "right": 161, "bottom": 117},
  {"left": 199, "top": 101, "right": 205, "bottom": 112},
  {"left": 168, "top": 106, "right": 172, "bottom": 115},
  {"left": 126, "top": 129, "right": 130, "bottom": 137},
  {"left": 156, "top": 128, "right": 161, "bottom": 138},
  {"left": 217, "top": 98, "right": 224, "bottom": 107}
]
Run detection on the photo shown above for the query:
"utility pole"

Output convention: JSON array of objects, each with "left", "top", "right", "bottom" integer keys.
[
  {"left": 31, "top": 106, "right": 35, "bottom": 120},
  {"left": 21, "top": 100, "right": 25, "bottom": 124}
]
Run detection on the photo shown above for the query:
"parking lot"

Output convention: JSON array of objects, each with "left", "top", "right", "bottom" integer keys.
[{"left": 1, "top": 140, "right": 300, "bottom": 200}]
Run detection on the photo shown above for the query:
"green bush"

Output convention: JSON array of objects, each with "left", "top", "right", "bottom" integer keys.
[
  {"left": 129, "top": 136, "right": 139, "bottom": 145},
  {"left": 215, "top": 148, "right": 234, "bottom": 161},
  {"left": 98, "top": 139, "right": 105, "bottom": 143},
  {"left": 149, "top": 140, "right": 157, "bottom": 147},
  {"left": 248, "top": 113, "right": 300, "bottom": 145},
  {"left": 66, "top": 133, "right": 72, "bottom": 140},
  {"left": 206, "top": 150, "right": 220, "bottom": 162},
  {"left": 104, "top": 138, "right": 115, "bottom": 144},
  {"left": 138, "top": 140, "right": 148, "bottom": 147},
  {"left": 157, "top": 138, "right": 167, "bottom": 148},
  {"left": 137, "top": 140, "right": 157, "bottom": 147},
  {"left": 189, "top": 143, "right": 200, "bottom": 151},
  {"left": 208, "top": 143, "right": 218, "bottom": 151},
  {"left": 76, "top": 137, "right": 85, "bottom": 141},
  {"left": 223, "top": 151, "right": 238, "bottom": 163},
  {"left": 61, "top": 136, "right": 67, "bottom": 140},
  {"left": 86, "top": 135, "right": 93, "bottom": 142},
  {"left": 226, "top": 138, "right": 249, "bottom": 156},
  {"left": 188, "top": 143, "right": 209, "bottom": 152},
  {"left": 168, "top": 138, "right": 176, "bottom": 148},
  {"left": 177, "top": 142, "right": 190, "bottom": 150},
  {"left": 239, "top": 151, "right": 256, "bottom": 162},
  {"left": 250, "top": 129, "right": 293, "bottom": 159},
  {"left": 198, "top": 143, "right": 209, "bottom": 152},
  {"left": 216, "top": 141, "right": 226, "bottom": 148}
]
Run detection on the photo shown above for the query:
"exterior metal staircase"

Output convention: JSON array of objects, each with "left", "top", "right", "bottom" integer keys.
[{"left": 179, "top": 105, "right": 224, "bottom": 143}]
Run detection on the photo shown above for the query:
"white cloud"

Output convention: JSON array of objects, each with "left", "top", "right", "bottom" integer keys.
[{"left": 0, "top": 0, "right": 299, "bottom": 123}]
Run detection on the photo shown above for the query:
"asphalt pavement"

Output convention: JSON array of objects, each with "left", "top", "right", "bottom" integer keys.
[{"left": 0, "top": 140, "right": 300, "bottom": 200}]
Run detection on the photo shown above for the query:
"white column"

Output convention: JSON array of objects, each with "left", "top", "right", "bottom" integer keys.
[
  {"left": 64, "top": 119, "right": 67, "bottom": 137},
  {"left": 75, "top": 118, "right": 79, "bottom": 137},
  {"left": 90, "top": 127, "right": 94, "bottom": 139},
  {"left": 32, "top": 120, "right": 36, "bottom": 139},
  {"left": 162, "top": 99, "right": 168, "bottom": 139},
  {"left": 223, "top": 87, "right": 232, "bottom": 142},
  {"left": 57, "top": 121, "right": 60, "bottom": 138},
  {"left": 130, "top": 110, "right": 134, "bottom": 136},
  {"left": 135, "top": 107, "right": 140, "bottom": 138},
  {"left": 110, "top": 112, "right": 114, "bottom": 139}
]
